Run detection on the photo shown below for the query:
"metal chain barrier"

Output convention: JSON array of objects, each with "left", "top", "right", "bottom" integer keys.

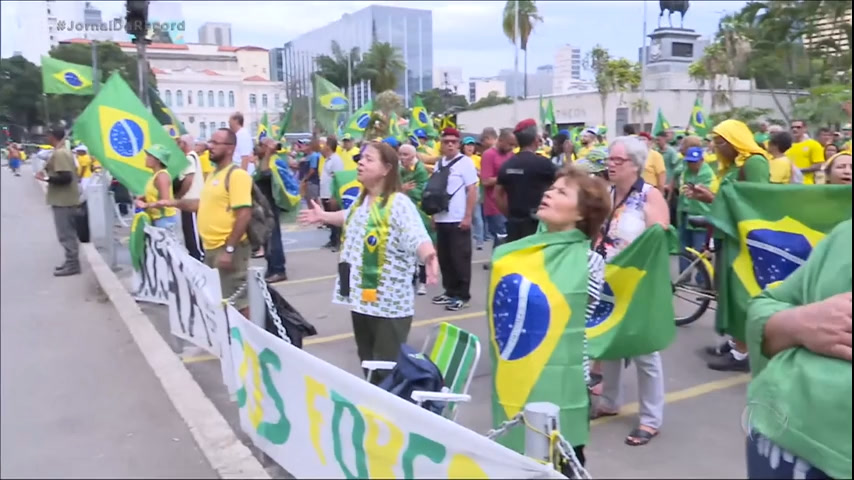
[
  {"left": 483, "top": 411, "right": 592, "bottom": 479},
  {"left": 223, "top": 280, "right": 248, "bottom": 306},
  {"left": 252, "top": 270, "right": 292, "bottom": 344}
]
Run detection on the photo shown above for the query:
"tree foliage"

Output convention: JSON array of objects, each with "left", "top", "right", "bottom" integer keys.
[
  {"left": 584, "top": 45, "right": 641, "bottom": 123},
  {"left": 315, "top": 41, "right": 366, "bottom": 91},
  {"left": 502, "top": 0, "right": 542, "bottom": 97},
  {"left": 0, "top": 56, "right": 45, "bottom": 129},
  {"left": 418, "top": 87, "right": 468, "bottom": 116},
  {"left": 374, "top": 90, "right": 404, "bottom": 116},
  {"left": 362, "top": 42, "right": 405, "bottom": 94}
]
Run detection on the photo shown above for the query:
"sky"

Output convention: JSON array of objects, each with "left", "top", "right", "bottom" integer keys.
[{"left": 1, "top": 0, "right": 746, "bottom": 80}]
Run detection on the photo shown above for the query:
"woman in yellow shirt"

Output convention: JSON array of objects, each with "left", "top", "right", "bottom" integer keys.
[{"left": 136, "top": 144, "right": 178, "bottom": 233}]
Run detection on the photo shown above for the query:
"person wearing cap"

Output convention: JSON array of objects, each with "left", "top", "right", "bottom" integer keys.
[
  {"left": 414, "top": 128, "right": 440, "bottom": 171},
  {"left": 636, "top": 132, "right": 667, "bottom": 193},
  {"left": 338, "top": 133, "right": 360, "bottom": 170},
  {"left": 677, "top": 146, "right": 719, "bottom": 264},
  {"left": 578, "top": 127, "right": 598, "bottom": 158},
  {"left": 136, "top": 144, "right": 179, "bottom": 234},
  {"left": 431, "top": 127, "right": 479, "bottom": 312},
  {"left": 35, "top": 125, "right": 81, "bottom": 276},
  {"left": 382, "top": 137, "right": 400, "bottom": 150},
  {"left": 495, "top": 119, "right": 557, "bottom": 242},
  {"left": 575, "top": 149, "right": 608, "bottom": 179}
]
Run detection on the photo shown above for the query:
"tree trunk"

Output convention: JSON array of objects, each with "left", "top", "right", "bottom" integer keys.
[
  {"left": 523, "top": 50, "right": 529, "bottom": 98},
  {"left": 760, "top": 74, "right": 791, "bottom": 124},
  {"left": 600, "top": 95, "right": 607, "bottom": 125}
]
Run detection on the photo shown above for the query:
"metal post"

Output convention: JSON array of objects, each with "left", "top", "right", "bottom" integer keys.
[
  {"left": 640, "top": 0, "right": 648, "bottom": 130},
  {"left": 307, "top": 55, "right": 314, "bottom": 134},
  {"left": 135, "top": 39, "right": 149, "bottom": 106},
  {"left": 523, "top": 402, "right": 560, "bottom": 464},
  {"left": 247, "top": 266, "right": 266, "bottom": 329},
  {"left": 512, "top": 0, "right": 520, "bottom": 124},
  {"left": 91, "top": 40, "right": 99, "bottom": 96}
]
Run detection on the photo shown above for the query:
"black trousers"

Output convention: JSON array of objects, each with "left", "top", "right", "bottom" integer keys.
[
  {"left": 506, "top": 217, "right": 539, "bottom": 243},
  {"left": 321, "top": 198, "right": 341, "bottom": 247},
  {"left": 436, "top": 222, "right": 472, "bottom": 301},
  {"left": 181, "top": 211, "right": 205, "bottom": 262}
]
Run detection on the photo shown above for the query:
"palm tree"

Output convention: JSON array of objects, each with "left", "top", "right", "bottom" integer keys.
[
  {"left": 314, "top": 40, "right": 364, "bottom": 91},
  {"left": 584, "top": 45, "right": 613, "bottom": 124},
  {"left": 502, "top": 0, "right": 542, "bottom": 98},
  {"left": 362, "top": 42, "right": 405, "bottom": 94}
]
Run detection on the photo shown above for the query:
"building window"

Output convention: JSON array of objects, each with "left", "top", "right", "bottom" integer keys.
[
  {"left": 199, "top": 122, "right": 207, "bottom": 140},
  {"left": 208, "top": 90, "right": 214, "bottom": 106},
  {"left": 218, "top": 91, "right": 225, "bottom": 107},
  {"left": 262, "top": 94, "right": 268, "bottom": 108},
  {"left": 228, "top": 91, "right": 235, "bottom": 107},
  {"left": 220, "top": 121, "right": 226, "bottom": 128},
  {"left": 249, "top": 94, "right": 257, "bottom": 107},
  {"left": 165, "top": 90, "right": 172, "bottom": 106},
  {"left": 274, "top": 94, "right": 280, "bottom": 107},
  {"left": 197, "top": 91, "right": 204, "bottom": 107},
  {"left": 209, "top": 121, "right": 216, "bottom": 134},
  {"left": 187, "top": 90, "right": 192, "bottom": 105},
  {"left": 176, "top": 90, "right": 183, "bottom": 107}
]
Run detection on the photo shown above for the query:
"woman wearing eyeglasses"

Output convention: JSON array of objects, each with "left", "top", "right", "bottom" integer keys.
[{"left": 592, "top": 135, "right": 670, "bottom": 447}]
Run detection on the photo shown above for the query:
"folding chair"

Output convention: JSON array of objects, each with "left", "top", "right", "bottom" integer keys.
[{"left": 362, "top": 322, "right": 481, "bottom": 422}]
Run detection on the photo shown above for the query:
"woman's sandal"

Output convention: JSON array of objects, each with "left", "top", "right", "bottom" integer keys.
[{"left": 625, "top": 427, "right": 658, "bottom": 446}]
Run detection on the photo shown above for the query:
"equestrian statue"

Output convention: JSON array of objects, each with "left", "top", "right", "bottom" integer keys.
[{"left": 659, "top": 0, "right": 690, "bottom": 29}]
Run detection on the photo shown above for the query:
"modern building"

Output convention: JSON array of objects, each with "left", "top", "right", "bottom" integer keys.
[
  {"left": 803, "top": 11, "right": 852, "bottom": 54},
  {"left": 467, "top": 77, "right": 507, "bottom": 103},
  {"left": 553, "top": 44, "right": 583, "bottom": 94},
  {"left": 434, "top": 66, "right": 464, "bottom": 94},
  {"left": 282, "top": 5, "right": 433, "bottom": 108},
  {"left": 198, "top": 22, "right": 232, "bottom": 47},
  {"left": 496, "top": 68, "right": 553, "bottom": 98},
  {"left": 269, "top": 47, "right": 285, "bottom": 82},
  {"left": 61, "top": 38, "right": 287, "bottom": 141}
]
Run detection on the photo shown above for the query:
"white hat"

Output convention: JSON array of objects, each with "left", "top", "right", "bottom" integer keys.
[{"left": 73, "top": 144, "right": 88, "bottom": 153}]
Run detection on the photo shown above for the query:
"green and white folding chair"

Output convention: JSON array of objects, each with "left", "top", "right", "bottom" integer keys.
[{"left": 362, "top": 322, "right": 481, "bottom": 422}]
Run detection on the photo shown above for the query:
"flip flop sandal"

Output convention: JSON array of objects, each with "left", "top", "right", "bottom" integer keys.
[{"left": 625, "top": 427, "right": 658, "bottom": 446}]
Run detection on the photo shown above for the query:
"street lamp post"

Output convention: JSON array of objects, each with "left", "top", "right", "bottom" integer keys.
[{"left": 512, "top": 0, "right": 520, "bottom": 124}]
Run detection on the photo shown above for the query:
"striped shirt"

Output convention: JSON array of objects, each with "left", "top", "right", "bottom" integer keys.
[{"left": 583, "top": 249, "right": 606, "bottom": 385}]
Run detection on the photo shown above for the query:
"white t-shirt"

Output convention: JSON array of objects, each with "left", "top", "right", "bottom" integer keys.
[
  {"left": 433, "top": 154, "right": 478, "bottom": 224},
  {"left": 320, "top": 153, "right": 344, "bottom": 199},
  {"left": 179, "top": 151, "right": 204, "bottom": 200},
  {"left": 232, "top": 127, "right": 254, "bottom": 175}
]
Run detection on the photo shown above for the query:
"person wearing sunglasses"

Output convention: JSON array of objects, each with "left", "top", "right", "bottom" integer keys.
[{"left": 785, "top": 120, "right": 825, "bottom": 184}]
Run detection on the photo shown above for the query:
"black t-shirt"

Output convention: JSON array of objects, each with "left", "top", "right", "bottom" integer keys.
[{"left": 497, "top": 151, "right": 557, "bottom": 220}]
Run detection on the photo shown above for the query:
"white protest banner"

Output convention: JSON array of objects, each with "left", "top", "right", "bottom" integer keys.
[
  {"left": 227, "top": 312, "right": 563, "bottom": 479},
  {"left": 132, "top": 226, "right": 174, "bottom": 304}
]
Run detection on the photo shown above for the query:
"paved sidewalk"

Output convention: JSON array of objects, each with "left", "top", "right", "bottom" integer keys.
[{"left": 0, "top": 168, "right": 216, "bottom": 478}]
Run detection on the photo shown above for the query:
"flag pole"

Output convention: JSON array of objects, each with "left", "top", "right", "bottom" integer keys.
[
  {"left": 512, "top": 0, "right": 520, "bottom": 125},
  {"left": 640, "top": 0, "right": 648, "bottom": 131}
]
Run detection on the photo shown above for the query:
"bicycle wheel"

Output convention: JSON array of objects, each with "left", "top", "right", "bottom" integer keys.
[{"left": 671, "top": 250, "right": 714, "bottom": 326}]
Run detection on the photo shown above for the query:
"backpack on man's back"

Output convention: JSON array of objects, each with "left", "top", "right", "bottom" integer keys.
[
  {"left": 420, "top": 155, "right": 464, "bottom": 215},
  {"left": 224, "top": 165, "right": 277, "bottom": 251}
]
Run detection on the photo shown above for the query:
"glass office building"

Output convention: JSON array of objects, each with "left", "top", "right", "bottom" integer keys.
[{"left": 281, "top": 5, "right": 433, "bottom": 108}]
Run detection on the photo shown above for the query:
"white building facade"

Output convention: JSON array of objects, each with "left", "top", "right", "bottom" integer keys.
[
  {"left": 467, "top": 77, "right": 507, "bottom": 103},
  {"left": 434, "top": 66, "right": 464, "bottom": 94},
  {"left": 553, "top": 44, "right": 583, "bottom": 94}
]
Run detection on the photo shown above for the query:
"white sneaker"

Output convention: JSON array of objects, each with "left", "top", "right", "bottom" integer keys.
[{"left": 416, "top": 283, "right": 427, "bottom": 295}]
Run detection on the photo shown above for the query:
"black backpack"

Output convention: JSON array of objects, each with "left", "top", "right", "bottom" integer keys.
[
  {"left": 225, "top": 165, "right": 277, "bottom": 252},
  {"left": 420, "top": 155, "right": 464, "bottom": 215},
  {"left": 378, "top": 344, "right": 446, "bottom": 415}
]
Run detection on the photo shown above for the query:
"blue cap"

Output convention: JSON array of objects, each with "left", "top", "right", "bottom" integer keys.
[
  {"left": 685, "top": 146, "right": 704, "bottom": 162},
  {"left": 462, "top": 136, "right": 476, "bottom": 145},
  {"left": 558, "top": 129, "right": 570, "bottom": 137},
  {"left": 382, "top": 137, "right": 400, "bottom": 148},
  {"left": 414, "top": 128, "right": 427, "bottom": 139}
]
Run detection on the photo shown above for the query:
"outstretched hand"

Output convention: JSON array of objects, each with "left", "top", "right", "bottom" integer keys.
[{"left": 298, "top": 199, "right": 325, "bottom": 226}]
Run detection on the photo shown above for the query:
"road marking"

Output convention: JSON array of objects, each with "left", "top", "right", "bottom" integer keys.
[
  {"left": 590, "top": 373, "right": 751, "bottom": 426},
  {"left": 278, "top": 259, "right": 490, "bottom": 286}
]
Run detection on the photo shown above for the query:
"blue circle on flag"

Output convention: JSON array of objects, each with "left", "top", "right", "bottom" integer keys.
[
  {"left": 746, "top": 229, "right": 812, "bottom": 289},
  {"left": 492, "top": 273, "right": 550, "bottom": 360},
  {"left": 341, "top": 186, "right": 360, "bottom": 210},
  {"left": 356, "top": 113, "right": 371, "bottom": 130},
  {"left": 109, "top": 119, "right": 145, "bottom": 158},
  {"left": 366, "top": 234, "right": 378, "bottom": 247},
  {"left": 695, "top": 111, "right": 704, "bottom": 124},
  {"left": 417, "top": 110, "right": 429, "bottom": 124},
  {"left": 588, "top": 282, "right": 615, "bottom": 328},
  {"left": 64, "top": 72, "right": 83, "bottom": 87}
]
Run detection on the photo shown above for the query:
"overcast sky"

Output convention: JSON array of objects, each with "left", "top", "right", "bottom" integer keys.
[{"left": 2, "top": 0, "right": 746, "bottom": 79}]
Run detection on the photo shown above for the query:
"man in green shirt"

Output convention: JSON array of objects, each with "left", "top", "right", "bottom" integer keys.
[
  {"left": 744, "top": 219, "right": 851, "bottom": 480},
  {"left": 677, "top": 147, "right": 718, "bottom": 261},
  {"left": 35, "top": 126, "right": 81, "bottom": 276}
]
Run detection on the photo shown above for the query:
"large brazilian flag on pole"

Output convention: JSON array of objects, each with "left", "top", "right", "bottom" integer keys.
[
  {"left": 488, "top": 230, "right": 590, "bottom": 450},
  {"left": 72, "top": 72, "right": 188, "bottom": 195},
  {"left": 709, "top": 182, "right": 852, "bottom": 342}
]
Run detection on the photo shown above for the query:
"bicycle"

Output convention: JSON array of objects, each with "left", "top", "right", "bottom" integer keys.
[{"left": 671, "top": 215, "right": 717, "bottom": 326}]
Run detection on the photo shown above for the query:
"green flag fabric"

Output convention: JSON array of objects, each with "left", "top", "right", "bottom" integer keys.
[
  {"left": 652, "top": 108, "right": 671, "bottom": 137},
  {"left": 587, "top": 224, "right": 677, "bottom": 360},
  {"left": 72, "top": 72, "right": 188, "bottom": 195},
  {"left": 276, "top": 104, "right": 294, "bottom": 140},
  {"left": 708, "top": 182, "right": 853, "bottom": 342},
  {"left": 41, "top": 56, "right": 97, "bottom": 95},
  {"left": 313, "top": 74, "right": 349, "bottom": 135},
  {"left": 538, "top": 95, "right": 547, "bottom": 127},
  {"left": 410, "top": 96, "right": 437, "bottom": 137},
  {"left": 546, "top": 99, "right": 558, "bottom": 136},
  {"left": 148, "top": 86, "right": 187, "bottom": 138},
  {"left": 688, "top": 98, "right": 709, "bottom": 138},
  {"left": 331, "top": 169, "right": 362, "bottom": 210},
  {"left": 257, "top": 112, "right": 271, "bottom": 143},
  {"left": 129, "top": 212, "right": 151, "bottom": 271},
  {"left": 343, "top": 100, "right": 373, "bottom": 140},
  {"left": 488, "top": 230, "right": 591, "bottom": 450},
  {"left": 388, "top": 112, "right": 404, "bottom": 141}
]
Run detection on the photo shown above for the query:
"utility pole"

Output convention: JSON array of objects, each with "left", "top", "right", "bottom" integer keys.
[
  {"left": 640, "top": 0, "right": 648, "bottom": 130},
  {"left": 126, "top": 0, "right": 150, "bottom": 106},
  {"left": 134, "top": 39, "right": 151, "bottom": 107},
  {"left": 512, "top": 0, "right": 520, "bottom": 124}
]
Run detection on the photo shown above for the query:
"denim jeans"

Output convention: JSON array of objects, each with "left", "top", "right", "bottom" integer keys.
[
  {"left": 472, "top": 203, "right": 485, "bottom": 247},
  {"left": 265, "top": 207, "right": 286, "bottom": 275},
  {"left": 746, "top": 431, "right": 830, "bottom": 479},
  {"left": 484, "top": 214, "right": 507, "bottom": 248},
  {"left": 153, "top": 215, "right": 178, "bottom": 237}
]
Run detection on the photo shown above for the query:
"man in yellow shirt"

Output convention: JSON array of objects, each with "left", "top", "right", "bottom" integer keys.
[
  {"left": 577, "top": 127, "right": 598, "bottom": 158},
  {"left": 786, "top": 120, "right": 825, "bottom": 184},
  {"left": 337, "top": 133, "right": 360, "bottom": 170},
  {"left": 638, "top": 132, "right": 667, "bottom": 192},
  {"left": 157, "top": 128, "right": 253, "bottom": 316}
]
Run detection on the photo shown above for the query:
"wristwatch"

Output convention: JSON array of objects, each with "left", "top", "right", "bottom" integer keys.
[{"left": 225, "top": 245, "right": 235, "bottom": 254}]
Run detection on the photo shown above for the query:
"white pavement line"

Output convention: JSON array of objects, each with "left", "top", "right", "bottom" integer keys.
[{"left": 83, "top": 244, "right": 270, "bottom": 480}]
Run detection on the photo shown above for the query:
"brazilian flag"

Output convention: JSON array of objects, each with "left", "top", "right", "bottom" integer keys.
[
  {"left": 343, "top": 101, "right": 372, "bottom": 140},
  {"left": 410, "top": 96, "right": 437, "bottom": 137},
  {"left": 41, "top": 56, "right": 96, "bottom": 95},
  {"left": 269, "top": 155, "right": 300, "bottom": 212},
  {"left": 331, "top": 169, "right": 362, "bottom": 210},
  {"left": 709, "top": 182, "right": 853, "bottom": 342},
  {"left": 488, "top": 230, "right": 590, "bottom": 450},
  {"left": 72, "top": 73, "right": 188, "bottom": 195},
  {"left": 652, "top": 108, "right": 671, "bottom": 137},
  {"left": 148, "top": 86, "right": 187, "bottom": 138},
  {"left": 688, "top": 98, "right": 708, "bottom": 138},
  {"left": 587, "top": 224, "right": 677, "bottom": 360}
]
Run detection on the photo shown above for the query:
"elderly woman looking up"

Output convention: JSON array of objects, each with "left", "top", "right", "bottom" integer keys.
[{"left": 592, "top": 135, "right": 670, "bottom": 447}]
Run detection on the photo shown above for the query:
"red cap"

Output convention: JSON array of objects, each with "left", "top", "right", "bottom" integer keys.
[
  {"left": 514, "top": 118, "right": 537, "bottom": 133},
  {"left": 441, "top": 127, "right": 460, "bottom": 138},
  {"left": 637, "top": 132, "right": 652, "bottom": 140}
]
